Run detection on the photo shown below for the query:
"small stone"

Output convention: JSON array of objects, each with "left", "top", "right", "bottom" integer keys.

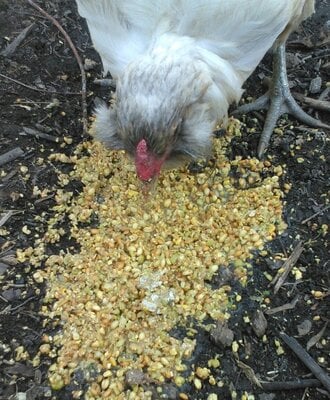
[
  {"left": 309, "top": 76, "right": 322, "bottom": 94},
  {"left": 0, "top": 262, "right": 9, "bottom": 275},
  {"left": 125, "top": 369, "right": 148, "bottom": 387},
  {"left": 251, "top": 309, "right": 268, "bottom": 337},
  {"left": 161, "top": 384, "right": 179, "bottom": 400},
  {"left": 84, "top": 58, "right": 98, "bottom": 71},
  {"left": 297, "top": 319, "right": 312, "bottom": 336},
  {"left": 210, "top": 321, "right": 234, "bottom": 348}
]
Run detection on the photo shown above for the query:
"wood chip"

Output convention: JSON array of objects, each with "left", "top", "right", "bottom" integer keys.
[
  {"left": 0, "top": 23, "right": 35, "bottom": 57},
  {"left": 4, "top": 362, "right": 35, "bottom": 377},
  {"left": 22, "top": 126, "right": 60, "bottom": 143},
  {"left": 265, "top": 295, "right": 299, "bottom": 315},
  {"left": 293, "top": 92, "right": 330, "bottom": 113},
  {"left": 272, "top": 242, "right": 304, "bottom": 294},
  {"left": 0, "top": 147, "right": 24, "bottom": 167},
  {"left": 0, "top": 211, "right": 16, "bottom": 227}
]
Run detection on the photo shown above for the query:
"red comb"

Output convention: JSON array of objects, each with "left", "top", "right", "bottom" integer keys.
[{"left": 135, "top": 139, "right": 163, "bottom": 182}]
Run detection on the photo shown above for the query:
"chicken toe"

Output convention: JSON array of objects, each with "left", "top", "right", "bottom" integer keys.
[{"left": 234, "top": 43, "right": 329, "bottom": 158}]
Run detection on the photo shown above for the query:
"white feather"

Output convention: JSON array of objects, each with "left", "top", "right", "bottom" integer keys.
[
  {"left": 77, "top": 0, "right": 313, "bottom": 79},
  {"left": 76, "top": 0, "right": 314, "bottom": 167}
]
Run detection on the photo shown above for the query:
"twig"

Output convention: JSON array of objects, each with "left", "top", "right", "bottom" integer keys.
[
  {"left": 1, "top": 169, "right": 17, "bottom": 183},
  {"left": 0, "top": 305, "right": 11, "bottom": 315},
  {"left": 10, "top": 296, "right": 36, "bottom": 313},
  {"left": 265, "top": 295, "right": 299, "bottom": 315},
  {"left": 307, "top": 322, "right": 329, "bottom": 351},
  {"left": 0, "top": 294, "right": 9, "bottom": 303},
  {"left": 236, "top": 358, "right": 262, "bottom": 388},
  {"left": 0, "top": 73, "right": 80, "bottom": 95},
  {"left": 0, "top": 211, "right": 17, "bottom": 228},
  {"left": 280, "top": 332, "right": 330, "bottom": 393},
  {"left": 0, "top": 147, "right": 24, "bottom": 167},
  {"left": 35, "top": 193, "right": 55, "bottom": 204},
  {"left": 301, "top": 205, "right": 330, "bottom": 224},
  {"left": 0, "top": 72, "right": 47, "bottom": 92},
  {"left": 0, "top": 246, "right": 16, "bottom": 258},
  {"left": 260, "top": 378, "right": 321, "bottom": 391},
  {"left": 315, "top": 37, "right": 330, "bottom": 48},
  {"left": 94, "top": 78, "right": 116, "bottom": 88},
  {"left": 26, "top": 0, "right": 87, "bottom": 134},
  {"left": 22, "top": 126, "right": 60, "bottom": 143},
  {"left": 35, "top": 123, "right": 53, "bottom": 133},
  {"left": 293, "top": 92, "right": 330, "bottom": 113},
  {"left": 271, "top": 242, "right": 304, "bottom": 294},
  {"left": 1, "top": 23, "right": 35, "bottom": 57},
  {"left": 319, "top": 87, "right": 330, "bottom": 102},
  {"left": 0, "top": 297, "right": 36, "bottom": 316}
]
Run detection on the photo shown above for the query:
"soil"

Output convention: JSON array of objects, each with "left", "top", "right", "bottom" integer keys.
[{"left": 0, "top": 1, "right": 329, "bottom": 399}]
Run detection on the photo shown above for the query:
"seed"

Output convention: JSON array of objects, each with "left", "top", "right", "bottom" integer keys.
[
  {"left": 49, "top": 373, "right": 65, "bottom": 390},
  {"left": 195, "top": 367, "right": 210, "bottom": 380},
  {"left": 232, "top": 341, "right": 239, "bottom": 353},
  {"left": 312, "top": 290, "right": 324, "bottom": 299},
  {"left": 39, "top": 344, "right": 51, "bottom": 354},
  {"left": 101, "top": 379, "right": 110, "bottom": 390},
  {"left": 33, "top": 271, "right": 44, "bottom": 283},
  {"left": 208, "top": 358, "right": 220, "bottom": 369},
  {"left": 19, "top": 119, "right": 287, "bottom": 398},
  {"left": 175, "top": 376, "right": 185, "bottom": 386},
  {"left": 208, "top": 375, "right": 217, "bottom": 385},
  {"left": 193, "top": 378, "right": 202, "bottom": 390}
]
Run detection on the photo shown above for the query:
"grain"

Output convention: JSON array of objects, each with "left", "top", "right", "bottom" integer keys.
[{"left": 21, "top": 119, "right": 286, "bottom": 398}]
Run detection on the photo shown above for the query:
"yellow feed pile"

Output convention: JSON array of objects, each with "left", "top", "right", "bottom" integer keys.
[{"left": 18, "top": 120, "right": 286, "bottom": 399}]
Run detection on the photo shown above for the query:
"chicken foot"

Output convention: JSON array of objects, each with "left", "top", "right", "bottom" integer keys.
[{"left": 234, "top": 43, "right": 329, "bottom": 158}]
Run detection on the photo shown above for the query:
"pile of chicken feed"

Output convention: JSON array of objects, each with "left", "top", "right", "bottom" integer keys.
[{"left": 18, "top": 120, "right": 287, "bottom": 399}]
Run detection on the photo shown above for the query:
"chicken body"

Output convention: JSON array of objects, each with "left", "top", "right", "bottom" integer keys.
[{"left": 76, "top": 0, "right": 315, "bottom": 181}]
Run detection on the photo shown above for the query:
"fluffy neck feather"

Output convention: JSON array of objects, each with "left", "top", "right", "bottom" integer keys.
[
  {"left": 96, "top": 33, "right": 245, "bottom": 180},
  {"left": 117, "top": 33, "right": 243, "bottom": 128}
]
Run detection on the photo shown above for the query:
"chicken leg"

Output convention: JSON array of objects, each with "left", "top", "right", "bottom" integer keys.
[{"left": 234, "top": 43, "right": 329, "bottom": 158}]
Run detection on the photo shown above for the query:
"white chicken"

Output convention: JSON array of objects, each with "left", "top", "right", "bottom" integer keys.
[{"left": 76, "top": 0, "right": 326, "bottom": 182}]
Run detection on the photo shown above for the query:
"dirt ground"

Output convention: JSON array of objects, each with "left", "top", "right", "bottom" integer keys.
[{"left": 0, "top": 1, "right": 329, "bottom": 399}]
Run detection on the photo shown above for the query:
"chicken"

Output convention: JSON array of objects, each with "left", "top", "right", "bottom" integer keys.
[{"left": 76, "top": 0, "right": 324, "bottom": 182}]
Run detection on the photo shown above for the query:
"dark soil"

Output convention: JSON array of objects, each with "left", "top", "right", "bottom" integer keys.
[{"left": 0, "top": 1, "right": 329, "bottom": 399}]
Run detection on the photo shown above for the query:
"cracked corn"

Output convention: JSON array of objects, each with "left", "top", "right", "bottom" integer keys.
[{"left": 19, "top": 120, "right": 287, "bottom": 398}]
